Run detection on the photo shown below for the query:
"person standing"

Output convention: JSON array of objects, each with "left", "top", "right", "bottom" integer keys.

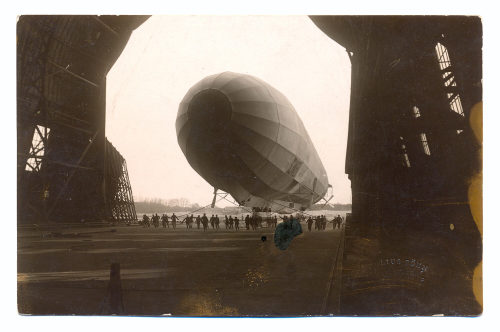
[
  {"left": 196, "top": 215, "right": 201, "bottom": 229},
  {"left": 215, "top": 215, "right": 220, "bottom": 230},
  {"left": 245, "top": 214, "right": 250, "bottom": 230},
  {"left": 307, "top": 217, "right": 313, "bottom": 231},
  {"left": 186, "top": 215, "right": 190, "bottom": 229},
  {"left": 202, "top": 213, "right": 209, "bottom": 231},
  {"left": 161, "top": 214, "right": 168, "bottom": 228},
  {"left": 154, "top": 213, "right": 160, "bottom": 228},
  {"left": 171, "top": 213, "right": 178, "bottom": 230},
  {"left": 234, "top": 217, "right": 240, "bottom": 230}
]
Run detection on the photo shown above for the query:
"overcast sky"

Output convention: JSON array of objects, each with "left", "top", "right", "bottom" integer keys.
[{"left": 106, "top": 15, "right": 352, "bottom": 206}]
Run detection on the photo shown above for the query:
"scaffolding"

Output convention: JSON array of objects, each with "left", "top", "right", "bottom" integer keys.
[
  {"left": 17, "top": 15, "right": 148, "bottom": 224},
  {"left": 105, "top": 140, "right": 137, "bottom": 223}
]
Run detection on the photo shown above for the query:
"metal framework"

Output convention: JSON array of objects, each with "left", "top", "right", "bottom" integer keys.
[
  {"left": 105, "top": 140, "right": 137, "bottom": 223},
  {"left": 310, "top": 16, "right": 481, "bottom": 235},
  {"left": 310, "top": 15, "right": 482, "bottom": 315},
  {"left": 17, "top": 16, "right": 148, "bottom": 223}
]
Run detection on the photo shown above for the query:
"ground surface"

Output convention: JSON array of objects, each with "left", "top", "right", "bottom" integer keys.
[{"left": 18, "top": 223, "right": 343, "bottom": 316}]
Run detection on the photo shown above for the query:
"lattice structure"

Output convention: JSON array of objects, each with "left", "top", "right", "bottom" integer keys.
[
  {"left": 310, "top": 16, "right": 482, "bottom": 236},
  {"left": 310, "top": 15, "right": 482, "bottom": 316},
  {"left": 105, "top": 140, "right": 137, "bottom": 223},
  {"left": 17, "top": 16, "right": 148, "bottom": 223}
]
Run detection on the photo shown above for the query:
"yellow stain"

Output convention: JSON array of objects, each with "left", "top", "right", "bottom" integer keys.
[
  {"left": 468, "top": 101, "right": 482, "bottom": 237},
  {"left": 473, "top": 261, "right": 483, "bottom": 309},
  {"left": 468, "top": 101, "right": 482, "bottom": 310},
  {"left": 177, "top": 292, "right": 239, "bottom": 316}
]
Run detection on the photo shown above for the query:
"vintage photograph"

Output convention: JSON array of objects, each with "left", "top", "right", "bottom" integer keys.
[{"left": 16, "top": 15, "right": 482, "bottom": 316}]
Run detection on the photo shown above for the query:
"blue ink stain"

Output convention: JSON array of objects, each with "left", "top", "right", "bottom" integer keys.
[{"left": 274, "top": 218, "right": 302, "bottom": 250}]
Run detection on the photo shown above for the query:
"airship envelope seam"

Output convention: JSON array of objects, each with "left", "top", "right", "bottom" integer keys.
[{"left": 176, "top": 72, "right": 329, "bottom": 211}]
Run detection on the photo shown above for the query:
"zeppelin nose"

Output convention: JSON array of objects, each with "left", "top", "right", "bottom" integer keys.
[
  {"left": 185, "top": 89, "right": 235, "bottom": 173},
  {"left": 187, "top": 89, "right": 232, "bottom": 137}
]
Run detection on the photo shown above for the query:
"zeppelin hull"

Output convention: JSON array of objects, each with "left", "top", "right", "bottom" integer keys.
[{"left": 176, "top": 72, "right": 329, "bottom": 210}]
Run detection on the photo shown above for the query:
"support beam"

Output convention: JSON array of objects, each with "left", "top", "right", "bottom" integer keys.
[
  {"left": 92, "top": 16, "right": 120, "bottom": 37},
  {"left": 48, "top": 60, "right": 99, "bottom": 88},
  {"left": 47, "top": 130, "right": 100, "bottom": 218},
  {"left": 211, "top": 188, "right": 218, "bottom": 208},
  {"left": 51, "top": 110, "right": 92, "bottom": 126},
  {"left": 104, "top": 139, "right": 137, "bottom": 223}
]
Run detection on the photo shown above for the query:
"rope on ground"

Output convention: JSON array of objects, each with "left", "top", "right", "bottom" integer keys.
[
  {"left": 258, "top": 197, "right": 318, "bottom": 219},
  {"left": 168, "top": 191, "right": 336, "bottom": 221},
  {"left": 218, "top": 191, "right": 335, "bottom": 220},
  {"left": 176, "top": 196, "right": 226, "bottom": 218},
  {"left": 216, "top": 193, "right": 314, "bottom": 219},
  {"left": 321, "top": 224, "right": 346, "bottom": 314},
  {"left": 215, "top": 189, "right": 317, "bottom": 218},
  {"left": 217, "top": 194, "right": 254, "bottom": 215}
]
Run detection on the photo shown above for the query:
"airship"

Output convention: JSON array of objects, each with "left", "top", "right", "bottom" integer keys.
[{"left": 175, "top": 72, "right": 330, "bottom": 212}]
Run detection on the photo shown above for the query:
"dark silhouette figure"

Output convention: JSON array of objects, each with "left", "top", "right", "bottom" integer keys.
[{"left": 171, "top": 213, "right": 178, "bottom": 230}]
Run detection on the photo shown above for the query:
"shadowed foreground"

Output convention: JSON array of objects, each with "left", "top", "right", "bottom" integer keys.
[{"left": 18, "top": 223, "right": 343, "bottom": 316}]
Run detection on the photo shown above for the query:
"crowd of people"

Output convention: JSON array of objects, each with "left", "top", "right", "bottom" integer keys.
[
  {"left": 304, "top": 214, "right": 344, "bottom": 231},
  {"left": 140, "top": 212, "right": 344, "bottom": 231}
]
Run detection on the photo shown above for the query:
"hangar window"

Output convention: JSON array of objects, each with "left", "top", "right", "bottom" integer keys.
[
  {"left": 443, "top": 71, "right": 456, "bottom": 87},
  {"left": 403, "top": 154, "right": 411, "bottom": 168},
  {"left": 25, "top": 125, "right": 50, "bottom": 172},
  {"left": 435, "top": 42, "right": 465, "bottom": 117},
  {"left": 449, "top": 93, "right": 464, "bottom": 116},
  {"left": 412, "top": 106, "right": 421, "bottom": 118},
  {"left": 435, "top": 42, "right": 451, "bottom": 70},
  {"left": 399, "top": 137, "right": 411, "bottom": 168},
  {"left": 419, "top": 133, "right": 431, "bottom": 155}
]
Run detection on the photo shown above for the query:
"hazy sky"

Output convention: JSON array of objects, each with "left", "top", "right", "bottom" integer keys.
[{"left": 106, "top": 15, "right": 352, "bottom": 206}]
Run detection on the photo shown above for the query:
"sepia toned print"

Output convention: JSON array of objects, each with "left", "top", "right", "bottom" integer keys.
[{"left": 17, "top": 15, "right": 482, "bottom": 316}]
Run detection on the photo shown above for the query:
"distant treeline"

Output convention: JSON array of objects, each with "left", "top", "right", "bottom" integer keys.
[
  {"left": 134, "top": 200, "right": 351, "bottom": 214},
  {"left": 135, "top": 201, "right": 201, "bottom": 214},
  {"left": 134, "top": 200, "right": 248, "bottom": 215},
  {"left": 309, "top": 203, "right": 352, "bottom": 211}
]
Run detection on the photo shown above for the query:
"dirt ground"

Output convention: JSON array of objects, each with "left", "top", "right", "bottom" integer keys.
[{"left": 17, "top": 222, "right": 343, "bottom": 316}]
